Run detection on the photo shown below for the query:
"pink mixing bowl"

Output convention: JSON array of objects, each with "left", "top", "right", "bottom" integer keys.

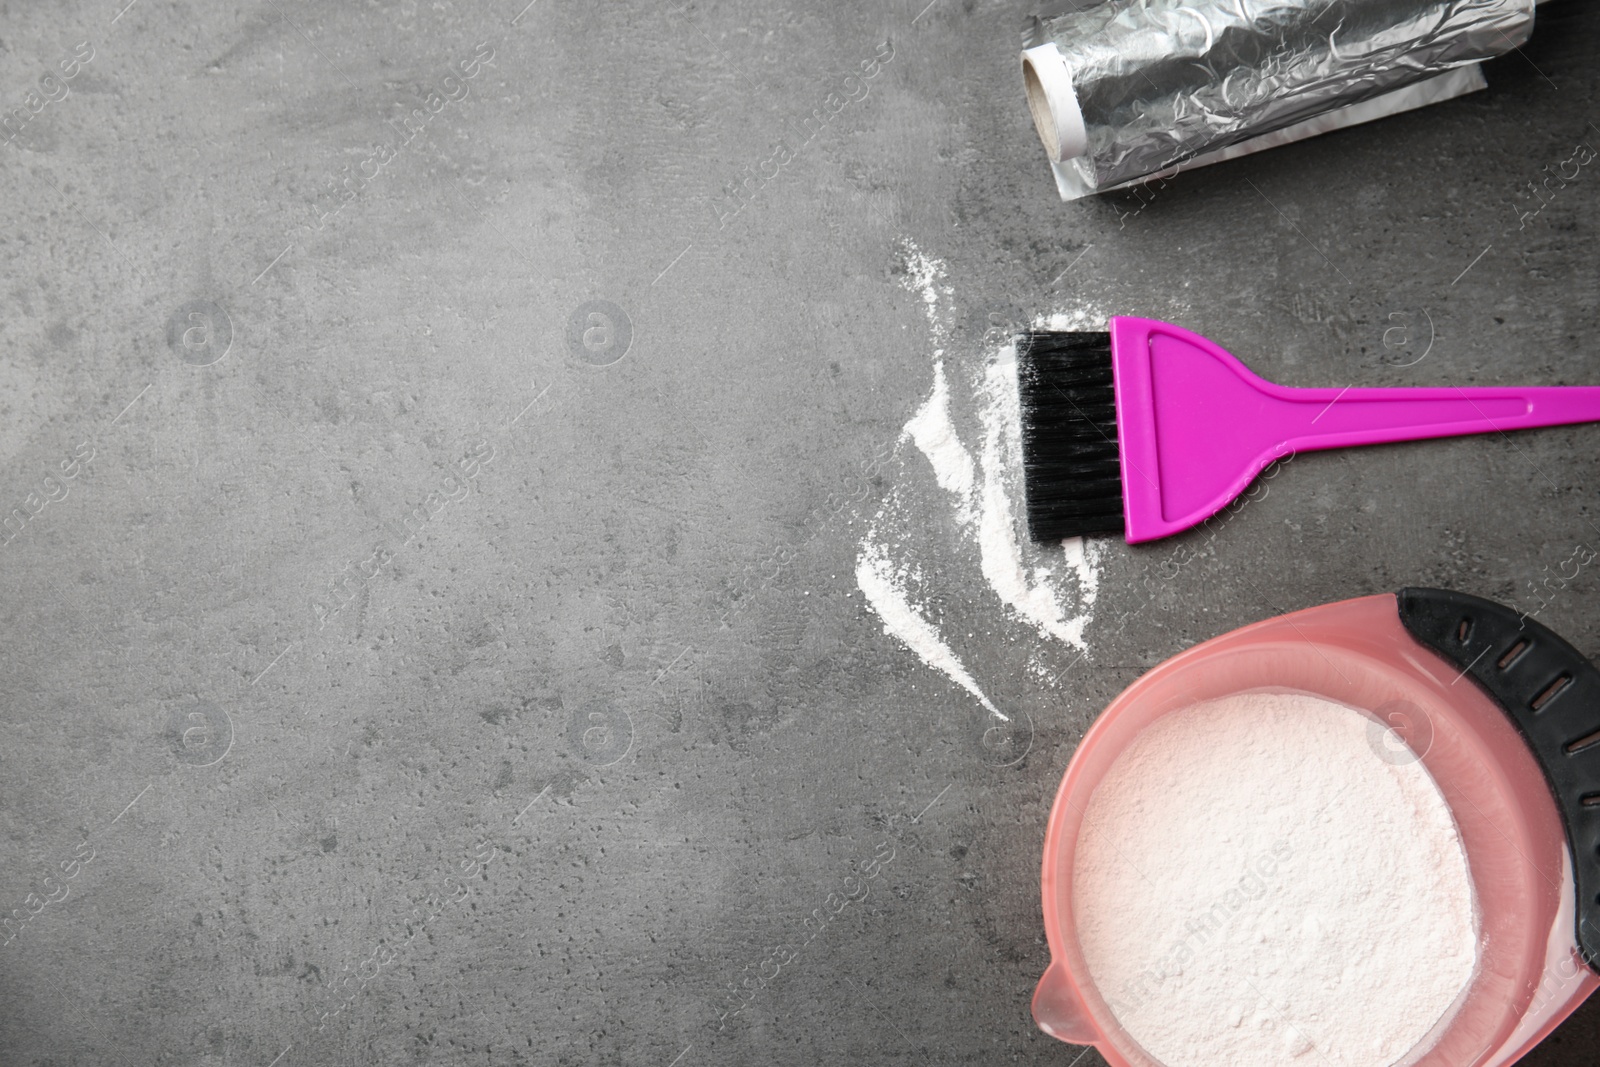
[{"left": 1034, "top": 589, "right": 1600, "bottom": 1067}]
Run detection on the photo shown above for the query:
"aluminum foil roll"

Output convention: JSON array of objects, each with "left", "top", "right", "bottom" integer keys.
[{"left": 1023, "top": 0, "right": 1535, "bottom": 195}]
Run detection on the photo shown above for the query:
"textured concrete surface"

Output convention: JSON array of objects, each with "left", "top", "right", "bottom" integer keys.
[{"left": 0, "top": 1, "right": 1597, "bottom": 1065}]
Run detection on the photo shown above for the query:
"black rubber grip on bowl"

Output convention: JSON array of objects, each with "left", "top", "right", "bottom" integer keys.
[{"left": 1397, "top": 586, "right": 1600, "bottom": 972}]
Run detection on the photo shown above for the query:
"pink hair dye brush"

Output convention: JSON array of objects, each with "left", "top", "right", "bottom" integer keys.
[{"left": 1018, "top": 317, "right": 1600, "bottom": 544}]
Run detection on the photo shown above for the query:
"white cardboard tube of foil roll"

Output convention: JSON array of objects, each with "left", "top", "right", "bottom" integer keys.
[{"left": 1022, "top": 43, "right": 1086, "bottom": 164}]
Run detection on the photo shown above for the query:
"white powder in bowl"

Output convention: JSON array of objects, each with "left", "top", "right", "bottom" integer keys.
[{"left": 1072, "top": 690, "right": 1478, "bottom": 1067}]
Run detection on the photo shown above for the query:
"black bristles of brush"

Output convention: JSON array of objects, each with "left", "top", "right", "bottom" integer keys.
[{"left": 1017, "top": 330, "right": 1125, "bottom": 542}]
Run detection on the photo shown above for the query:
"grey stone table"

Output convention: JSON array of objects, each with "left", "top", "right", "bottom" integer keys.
[{"left": 0, "top": 1, "right": 1596, "bottom": 1065}]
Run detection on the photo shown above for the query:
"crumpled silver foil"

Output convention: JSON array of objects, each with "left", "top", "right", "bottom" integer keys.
[{"left": 1027, "top": 0, "right": 1535, "bottom": 190}]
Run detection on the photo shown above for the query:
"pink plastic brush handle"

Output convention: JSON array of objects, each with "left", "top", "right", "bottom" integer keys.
[
  {"left": 1254, "top": 384, "right": 1600, "bottom": 451},
  {"left": 1108, "top": 317, "right": 1600, "bottom": 543}
]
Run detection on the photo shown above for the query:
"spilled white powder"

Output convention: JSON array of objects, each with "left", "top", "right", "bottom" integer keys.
[
  {"left": 898, "top": 327, "right": 1101, "bottom": 651},
  {"left": 901, "top": 239, "right": 954, "bottom": 356},
  {"left": 853, "top": 239, "right": 1106, "bottom": 718},
  {"left": 1074, "top": 691, "right": 1477, "bottom": 1067},
  {"left": 904, "top": 362, "right": 976, "bottom": 508},
  {"left": 855, "top": 538, "right": 1004, "bottom": 720},
  {"left": 1060, "top": 536, "right": 1099, "bottom": 606},
  {"left": 1039, "top": 307, "right": 1105, "bottom": 332}
]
